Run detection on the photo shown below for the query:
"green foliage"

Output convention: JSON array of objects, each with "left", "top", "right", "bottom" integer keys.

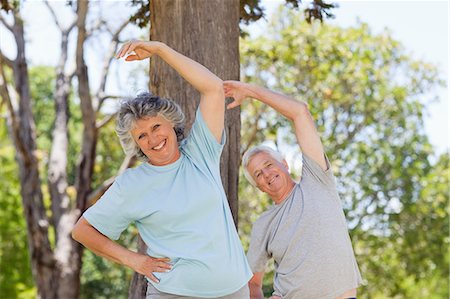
[
  {"left": 0, "top": 65, "right": 136, "bottom": 298},
  {"left": 0, "top": 108, "right": 35, "bottom": 298},
  {"left": 80, "top": 226, "right": 137, "bottom": 299},
  {"left": 92, "top": 115, "right": 126, "bottom": 187},
  {"left": 238, "top": 6, "right": 448, "bottom": 298},
  {"left": 128, "top": 0, "right": 337, "bottom": 30},
  {"left": 0, "top": 0, "right": 20, "bottom": 12}
]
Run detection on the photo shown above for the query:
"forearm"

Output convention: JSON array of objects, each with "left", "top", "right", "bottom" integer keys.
[
  {"left": 249, "top": 285, "right": 264, "bottom": 299},
  {"left": 156, "top": 42, "right": 222, "bottom": 95},
  {"left": 228, "top": 80, "right": 326, "bottom": 168},
  {"left": 240, "top": 83, "right": 307, "bottom": 121},
  {"left": 248, "top": 272, "right": 265, "bottom": 299},
  {"left": 72, "top": 219, "right": 137, "bottom": 268}
]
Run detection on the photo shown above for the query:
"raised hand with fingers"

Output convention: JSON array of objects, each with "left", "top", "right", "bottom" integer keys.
[
  {"left": 223, "top": 80, "right": 258, "bottom": 110},
  {"left": 115, "top": 40, "right": 162, "bottom": 61}
]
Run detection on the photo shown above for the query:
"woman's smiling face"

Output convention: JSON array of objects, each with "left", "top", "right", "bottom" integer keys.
[{"left": 131, "top": 115, "right": 181, "bottom": 166}]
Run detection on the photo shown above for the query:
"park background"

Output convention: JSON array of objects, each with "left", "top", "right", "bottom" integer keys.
[{"left": 0, "top": 0, "right": 448, "bottom": 298}]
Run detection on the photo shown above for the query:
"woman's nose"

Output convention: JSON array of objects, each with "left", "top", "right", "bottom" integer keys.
[{"left": 146, "top": 133, "right": 155, "bottom": 146}]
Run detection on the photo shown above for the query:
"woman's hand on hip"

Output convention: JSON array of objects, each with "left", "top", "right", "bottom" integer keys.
[{"left": 129, "top": 253, "right": 172, "bottom": 283}]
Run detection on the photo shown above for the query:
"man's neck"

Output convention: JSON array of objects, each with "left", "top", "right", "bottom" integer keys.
[{"left": 272, "top": 180, "right": 296, "bottom": 205}]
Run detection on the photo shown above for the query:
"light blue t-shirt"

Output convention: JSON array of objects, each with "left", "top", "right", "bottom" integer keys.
[{"left": 83, "top": 109, "right": 252, "bottom": 297}]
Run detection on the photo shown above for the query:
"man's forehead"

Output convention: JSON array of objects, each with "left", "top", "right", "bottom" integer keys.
[{"left": 249, "top": 153, "right": 276, "bottom": 169}]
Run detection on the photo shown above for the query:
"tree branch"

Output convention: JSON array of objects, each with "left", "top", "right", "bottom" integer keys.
[
  {"left": 0, "top": 50, "right": 14, "bottom": 68},
  {"left": 0, "top": 54, "right": 18, "bottom": 129},
  {"left": 87, "top": 155, "right": 137, "bottom": 206},
  {"left": 86, "top": 19, "right": 107, "bottom": 38},
  {"left": 95, "top": 18, "right": 131, "bottom": 111},
  {"left": 44, "top": 0, "right": 63, "bottom": 30},
  {"left": 5, "top": 12, "right": 55, "bottom": 294},
  {"left": 0, "top": 13, "right": 14, "bottom": 32},
  {"left": 96, "top": 112, "right": 117, "bottom": 129},
  {"left": 99, "top": 94, "right": 123, "bottom": 102},
  {"left": 75, "top": 0, "right": 98, "bottom": 213}
]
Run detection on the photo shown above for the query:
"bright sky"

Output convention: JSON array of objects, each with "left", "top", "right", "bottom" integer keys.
[{"left": 1, "top": 1, "right": 448, "bottom": 155}]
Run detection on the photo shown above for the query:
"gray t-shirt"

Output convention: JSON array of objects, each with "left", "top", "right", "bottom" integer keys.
[{"left": 247, "top": 154, "right": 362, "bottom": 299}]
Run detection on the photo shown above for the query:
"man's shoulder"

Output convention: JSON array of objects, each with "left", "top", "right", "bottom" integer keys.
[{"left": 252, "top": 205, "right": 279, "bottom": 231}]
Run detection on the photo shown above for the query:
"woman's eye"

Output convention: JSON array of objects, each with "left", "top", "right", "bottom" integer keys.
[
  {"left": 153, "top": 124, "right": 160, "bottom": 130},
  {"left": 138, "top": 133, "right": 146, "bottom": 140}
]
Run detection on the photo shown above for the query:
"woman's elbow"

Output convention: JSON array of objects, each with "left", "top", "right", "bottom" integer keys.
[
  {"left": 71, "top": 217, "right": 86, "bottom": 242},
  {"left": 205, "top": 78, "right": 224, "bottom": 95}
]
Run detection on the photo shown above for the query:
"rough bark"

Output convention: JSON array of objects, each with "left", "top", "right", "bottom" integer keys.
[
  {"left": 149, "top": 0, "right": 241, "bottom": 220},
  {"left": 129, "top": 1, "right": 241, "bottom": 297}
]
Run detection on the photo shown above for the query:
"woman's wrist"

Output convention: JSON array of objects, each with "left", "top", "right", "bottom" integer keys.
[
  {"left": 120, "top": 248, "right": 140, "bottom": 269},
  {"left": 152, "top": 41, "right": 169, "bottom": 57}
]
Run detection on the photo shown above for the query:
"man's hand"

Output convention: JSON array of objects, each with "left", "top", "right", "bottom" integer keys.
[{"left": 224, "top": 80, "right": 257, "bottom": 109}]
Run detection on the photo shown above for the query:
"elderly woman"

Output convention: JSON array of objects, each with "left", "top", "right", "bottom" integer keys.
[{"left": 72, "top": 41, "right": 252, "bottom": 298}]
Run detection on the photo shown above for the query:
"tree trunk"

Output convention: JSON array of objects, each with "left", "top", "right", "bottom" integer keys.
[
  {"left": 128, "top": 1, "right": 240, "bottom": 297},
  {"left": 1, "top": 2, "right": 95, "bottom": 298},
  {"left": 2, "top": 10, "right": 56, "bottom": 299}
]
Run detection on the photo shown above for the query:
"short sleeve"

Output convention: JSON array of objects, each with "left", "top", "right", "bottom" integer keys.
[
  {"left": 181, "top": 108, "right": 226, "bottom": 168},
  {"left": 247, "top": 219, "right": 271, "bottom": 273},
  {"left": 83, "top": 179, "right": 131, "bottom": 240},
  {"left": 301, "top": 153, "right": 336, "bottom": 187}
]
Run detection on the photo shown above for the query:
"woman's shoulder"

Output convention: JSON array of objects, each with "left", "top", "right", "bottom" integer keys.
[{"left": 114, "top": 163, "right": 149, "bottom": 186}]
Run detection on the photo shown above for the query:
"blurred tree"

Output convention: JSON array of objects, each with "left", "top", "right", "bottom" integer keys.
[
  {"left": 237, "top": 6, "right": 448, "bottom": 298},
  {"left": 0, "top": 2, "right": 137, "bottom": 298},
  {"left": 0, "top": 105, "right": 35, "bottom": 298}
]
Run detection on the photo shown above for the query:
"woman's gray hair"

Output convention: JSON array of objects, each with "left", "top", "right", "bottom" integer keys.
[
  {"left": 242, "top": 145, "right": 285, "bottom": 186},
  {"left": 115, "top": 92, "right": 185, "bottom": 161}
]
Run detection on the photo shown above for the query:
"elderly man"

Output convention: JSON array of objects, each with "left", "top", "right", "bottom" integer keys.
[{"left": 224, "top": 81, "right": 362, "bottom": 299}]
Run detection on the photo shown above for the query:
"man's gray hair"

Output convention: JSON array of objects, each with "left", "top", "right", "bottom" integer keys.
[
  {"left": 115, "top": 92, "right": 185, "bottom": 162},
  {"left": 242, "top": 145, "right": 284, "bottom": 186}
]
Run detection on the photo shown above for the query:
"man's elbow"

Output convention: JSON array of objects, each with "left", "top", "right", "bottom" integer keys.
[
  {"left": 297, "top": 100, "right": 310, "bottom": 115},
  {"left": 292, "top": 101, "right": 312, "bottom": 122}
]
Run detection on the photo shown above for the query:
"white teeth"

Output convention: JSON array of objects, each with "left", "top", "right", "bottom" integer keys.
[
  {"left": 153, "top": 140, "right": 166, "bottom": 150},
  {"left": 268, "top": 175, "right": 278, "bottom": 185}
]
